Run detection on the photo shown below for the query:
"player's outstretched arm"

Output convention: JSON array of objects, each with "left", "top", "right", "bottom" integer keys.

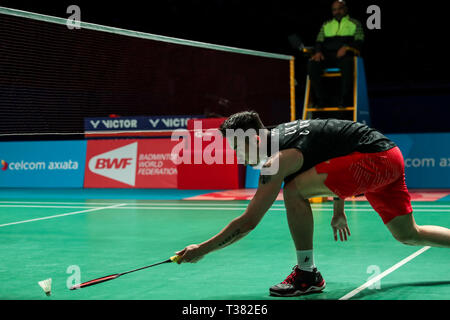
[{"left": 176, "top": 149, "right": 303, "bottom": 263}]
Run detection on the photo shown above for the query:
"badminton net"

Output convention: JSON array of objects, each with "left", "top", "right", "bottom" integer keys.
[{"left": 0, "top": 6, "right": 294, "bottom": 142}]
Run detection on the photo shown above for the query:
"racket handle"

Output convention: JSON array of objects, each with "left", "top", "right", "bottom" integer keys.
[{"left": 170, "top": 255, "right": 181, "bottom": 263}]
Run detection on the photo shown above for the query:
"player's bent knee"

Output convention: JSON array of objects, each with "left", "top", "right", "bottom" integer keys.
[
  {"left": 283, "top": 179, "right": 308, "bottom": 201},
  {"left": 387, "top": 214, "right": 422, "bottom": 246},
  {"left": 283, "top": 179, "right": 296, "bottom": 192},
  {"left": 283, "top": 181, "right": 310, "bottom": 213},
  {"left": 391, "top": 229, "right": 421, "bottom": 246},
  {"left": 283, "top": 180, "right": 298, "bottom": 194},
  {"left": 283, "top": 181, "right": 302, "bottom": 202}
]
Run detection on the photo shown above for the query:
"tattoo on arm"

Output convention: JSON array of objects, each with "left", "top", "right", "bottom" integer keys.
[
  {"left": 259, "top": 158, "right": 275, "bottom": 184},
  {"left": 218, "top": 229, "right": 241, "bottom": 247}
]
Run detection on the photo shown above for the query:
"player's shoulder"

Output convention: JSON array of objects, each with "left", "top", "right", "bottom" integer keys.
[{"left": 268, "top": 148, "right": 304, "bottom": 178}]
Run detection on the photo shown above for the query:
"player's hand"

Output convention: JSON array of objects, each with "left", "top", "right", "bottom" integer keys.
[
  {"left": 310, "top": 52, "right": 325, "bottom": 62},
  {"left": 336, "top": 46, "right": 348, "bottom": 58},
  {"left": 176, "top": 244, "right": 205, "bottom": 264},
  {"left": 331, "top": 213, "right": 351, "bottom": 241}
]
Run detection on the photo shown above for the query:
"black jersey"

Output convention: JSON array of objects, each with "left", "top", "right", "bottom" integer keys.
[{"left": 271, "top": 119, "right": 396, "bottom": 178}]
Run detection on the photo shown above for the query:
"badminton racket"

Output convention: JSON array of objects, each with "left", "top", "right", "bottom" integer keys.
[{"left": 70, "top": 255, "right": 180, "bottom": 290}]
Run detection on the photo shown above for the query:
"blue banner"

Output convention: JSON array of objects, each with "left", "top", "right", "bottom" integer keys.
[
  {"left": 0, "top": 141, "right": 87, "bottom": 187},
  {"left": 84, "top": 115, "right": 204, "bottom": 132},
  {"left": 387, "top": 133, "right": 450, "bottom": 189}
]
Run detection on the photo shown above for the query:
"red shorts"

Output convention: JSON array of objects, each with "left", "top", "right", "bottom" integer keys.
[{"left": 315, "top": 146, "right": 412, "bottom": 224}]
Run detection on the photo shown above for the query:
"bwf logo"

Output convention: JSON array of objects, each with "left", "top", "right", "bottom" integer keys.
[
  {"left": 88, "top": 142, "right": 137, "bottom": 186},
  {"left": 95, "top": 158, "right": 133, "bottom": 169}
]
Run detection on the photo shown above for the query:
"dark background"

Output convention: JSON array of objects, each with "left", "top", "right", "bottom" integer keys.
[{"left": 2, "top": 0, "right": 449, "bottom": 133}]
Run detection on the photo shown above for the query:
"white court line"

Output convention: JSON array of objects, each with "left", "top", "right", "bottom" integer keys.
[
  {"left": 0, "top": 205, "right": 101, "bottom": 209},
  {"left": 108, "top": 206, "right": 280, "bottom": 211},
  {"left": 1, "top": 200, "right": 449, "bottom": 209},
  {"left": 0, "top": 201, "right": 286, "bottom": 207},
  {"left": 339, "top": 246, "right": 431, "bottom": 300},
  {"left": 340, "top": 204, "right": 450, "bottom": 208},
  {"left": 0, "top": 205, "right": 365, "bottom": 211},
  {"left": 93, "top": 207, "right": 450, "bottom": 212},
  {"left": 1, "top": 200, "right": 449, "bottom": 212},
  {"left": 0, "top": 203, "right": 127, "bottom": 228},
  {"left": 0, "top": 205, "right": 248, "bottom": 211},
  {"left": 0, "top": 204, "right": 448, "bottom": 212},
  {"left": 0, "top": 201, "right": 125, "bottom": 205}
]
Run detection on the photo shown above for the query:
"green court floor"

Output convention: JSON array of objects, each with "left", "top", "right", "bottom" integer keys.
[{"left": 0, "top": 197, "right": 449, "bottom": 300}]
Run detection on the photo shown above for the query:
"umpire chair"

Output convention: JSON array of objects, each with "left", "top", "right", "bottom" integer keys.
[{"left": 301, "top": 48, "right": 371, "bottom": 125}]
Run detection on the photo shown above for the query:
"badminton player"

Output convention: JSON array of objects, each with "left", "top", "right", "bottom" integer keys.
[{"left": 176, "top": 111, "right": 450, "bottom": 296}]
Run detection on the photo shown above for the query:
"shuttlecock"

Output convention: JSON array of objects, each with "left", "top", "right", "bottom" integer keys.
[{"left": 38, "top": 278, "right": 52, "bottom": 296}]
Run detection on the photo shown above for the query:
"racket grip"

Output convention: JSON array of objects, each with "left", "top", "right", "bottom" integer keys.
[{"left": 170, "top": 255, "right": 181, "bottom": 263}]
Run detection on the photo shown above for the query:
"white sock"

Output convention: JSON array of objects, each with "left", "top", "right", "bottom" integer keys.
[{"left": 296, "top": 249, "right": 315, "bottom": 272}]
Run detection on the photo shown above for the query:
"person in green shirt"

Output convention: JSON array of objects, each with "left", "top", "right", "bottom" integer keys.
[{"left": 308, "top": 0, "right": 365, "bottom": 108}]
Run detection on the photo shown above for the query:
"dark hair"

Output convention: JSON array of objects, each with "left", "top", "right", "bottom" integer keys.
[{"left": 219, "top": 111, "right": 265, "bottom": 136}]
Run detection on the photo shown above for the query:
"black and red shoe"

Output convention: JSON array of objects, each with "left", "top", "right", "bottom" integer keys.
[{"left": 269, "top": 266, "right": 326, "bottom": 297}]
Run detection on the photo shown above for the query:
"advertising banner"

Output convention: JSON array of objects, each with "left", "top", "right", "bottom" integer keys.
[
  {"left": 0, "top": 141, "right": 86, "bottom": 187},
  {"left": 387, "top": 133, "right": 450, "bottom": 188},
  {"left": 84, "top": 139, "right": 179, "bottom": 188},
  {"left": 84, "top": 115, "right": 204, "bottom": 132}
]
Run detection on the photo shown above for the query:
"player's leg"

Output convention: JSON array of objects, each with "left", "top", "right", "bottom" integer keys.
[
  {"left": 366, "top": 186, "right": 450, "bottom": 248},
  {"left": 386, "top": 213, "right": 450, "bottom": 248},
  {"left": 289, "top": 165, "right": 337, "bottom": 199},
  {"left": 356, "top": 146, "right": 450, "bottom": 248},
  {"left": 283, "top": 180, "right": 314, "bottom": 251},
  {"left": 269, "top": 171, "right": 331, "bottom": 297},
  {"left": 282, "top": 166, "right": 337, "bottom": 254},
  {"left": 277, "top": 166, "right": 337, "bottom": 251}
]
